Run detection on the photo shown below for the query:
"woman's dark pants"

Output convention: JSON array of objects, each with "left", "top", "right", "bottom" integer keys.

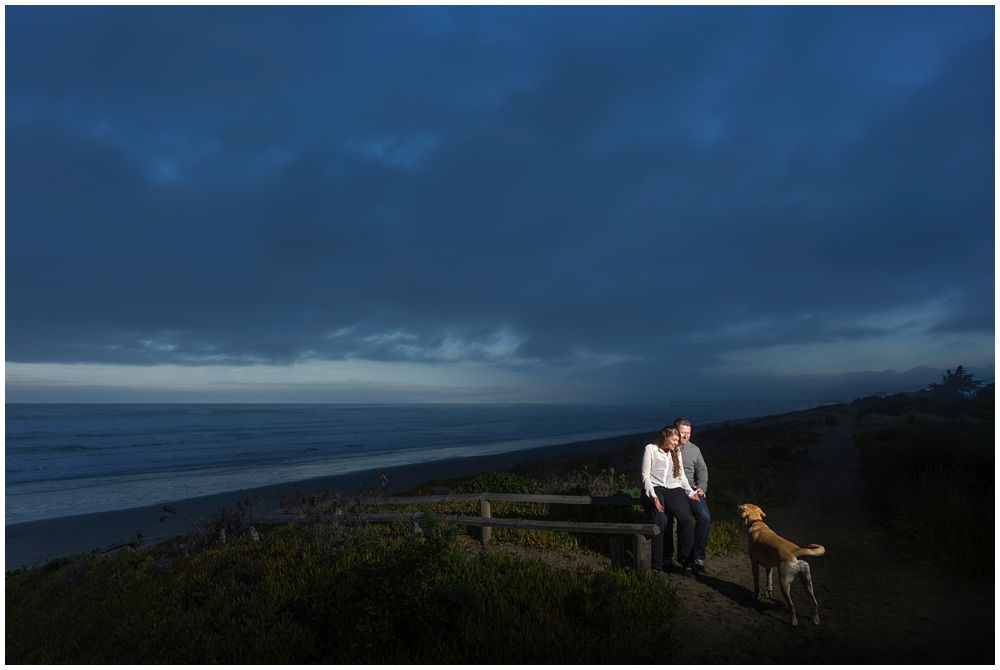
[{"left": 643, "top": 486, "right": 695, "bottom": 571}]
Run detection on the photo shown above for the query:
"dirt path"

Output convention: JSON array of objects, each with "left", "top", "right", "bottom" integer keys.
[{"left": 664, "top": 407, "right": 993, "bottom": 664}]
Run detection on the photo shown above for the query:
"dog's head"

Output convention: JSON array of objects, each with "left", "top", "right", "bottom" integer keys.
[{"left": 737, "top": 503, "right": 765, "bottom": 526}]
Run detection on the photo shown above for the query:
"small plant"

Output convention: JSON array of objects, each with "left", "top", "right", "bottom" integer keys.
[
  {"left": 706, "top": 520, "right": 739, "bottom": 557},
  {"left": 188, "top": 495, "right": 260, "bottom": 550}
]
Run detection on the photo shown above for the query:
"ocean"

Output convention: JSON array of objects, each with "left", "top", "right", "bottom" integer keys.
[{"left": 5, "top": 401, "right": 823, "bottom": 525}]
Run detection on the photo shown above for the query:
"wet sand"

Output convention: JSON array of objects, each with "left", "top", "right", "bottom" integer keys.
[{"left": 6, "top": 431, "right": 647, "bottom": 569}]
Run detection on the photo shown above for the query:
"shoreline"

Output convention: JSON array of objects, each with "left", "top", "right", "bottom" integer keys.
[{"left": 6, "top": 429, "right": 652, "bottom": 570}]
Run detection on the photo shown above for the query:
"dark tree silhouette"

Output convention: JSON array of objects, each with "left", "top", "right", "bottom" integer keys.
[{"left": 926, "top": 365, "right": 984, "bottom": 398}]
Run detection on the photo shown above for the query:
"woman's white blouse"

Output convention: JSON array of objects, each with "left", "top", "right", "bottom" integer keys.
[{"left": 641, "top": 443, "right": 695, "bottom": 499}]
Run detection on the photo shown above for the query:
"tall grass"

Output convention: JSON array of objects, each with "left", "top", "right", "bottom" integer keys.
[
  {"left": 852, "top": 391, "right": 994, "bottom": 579},
  {"left": 884, "top": 465, "right": 991, "bottom": 569}
]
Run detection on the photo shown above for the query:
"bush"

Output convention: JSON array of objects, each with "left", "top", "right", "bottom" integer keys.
[
  {"left": 707, "top": 520, "right": 740, "bottom": 557},
  {"left": 453, "top": 471, "right": 538, "bottom": 494}
]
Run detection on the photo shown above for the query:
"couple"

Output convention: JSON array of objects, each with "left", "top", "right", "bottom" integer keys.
[{"left": 640, "top": 418, "right": 711, "bottom": 575}]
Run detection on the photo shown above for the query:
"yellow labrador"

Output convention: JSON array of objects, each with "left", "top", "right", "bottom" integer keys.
[{"left": 737, "top": 503, "right": 825, "bottom": 626}]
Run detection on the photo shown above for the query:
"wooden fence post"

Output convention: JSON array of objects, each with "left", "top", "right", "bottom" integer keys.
[
  {"left": 479, "top": 498, "right": 491, "bottom": 545},
  {"left": 633, "top": 534, "right": 651, "bottom": 572}
]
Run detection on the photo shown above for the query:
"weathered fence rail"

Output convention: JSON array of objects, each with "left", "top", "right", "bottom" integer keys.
[
  {"left": 260, "top": 492, "right": 658, "bottom": 571},
  {"left": 365, "top": 493, "right": 641, "bottom": 506}
]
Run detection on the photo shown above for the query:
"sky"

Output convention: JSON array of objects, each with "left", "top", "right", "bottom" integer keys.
[{"left": 4, "top": 6, "right": 996, "bottom": 403}]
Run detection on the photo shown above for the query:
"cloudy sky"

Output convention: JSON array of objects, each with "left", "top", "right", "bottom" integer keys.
[{"left": 5, "top": 6, "right": 995, "bottom": 403}]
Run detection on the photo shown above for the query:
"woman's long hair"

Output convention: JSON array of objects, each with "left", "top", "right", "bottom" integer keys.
[{"left": 654, "top": 426, "right": 682, "bottom": 478}]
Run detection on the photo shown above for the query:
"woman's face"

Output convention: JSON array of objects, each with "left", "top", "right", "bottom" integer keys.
[{"left": 665, "top": 433, "right": 680, "bottom": 450}]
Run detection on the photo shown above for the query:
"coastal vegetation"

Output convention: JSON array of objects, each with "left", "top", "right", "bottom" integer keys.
[
  {"left": 852, "top": 378, "right": 994, "bottom": 578},
  {"left": 6, "top": 514, "right": 676, "bottom": 663}
]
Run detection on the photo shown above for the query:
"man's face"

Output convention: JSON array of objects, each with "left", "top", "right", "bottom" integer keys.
[{"left": 678, "top": 425, "right": 692, "bottom": 445}]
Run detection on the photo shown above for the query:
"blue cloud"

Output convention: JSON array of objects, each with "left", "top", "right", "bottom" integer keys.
[{"left": 6, "top": 6, "right": 994, "bottom": 401}]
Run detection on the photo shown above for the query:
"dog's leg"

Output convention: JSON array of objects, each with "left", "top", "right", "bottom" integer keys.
[
  {"left": 779, "top": 563, "right": 798, "bottom": 626},
  {"left": 765, "top": 567, "right": 773, "bottom": 600},
  {"left": 799, "top": 562, "right": 820, "bottom": 625},
  {"left": 751, "top": 558, "right": 763, "bottom": 600}
]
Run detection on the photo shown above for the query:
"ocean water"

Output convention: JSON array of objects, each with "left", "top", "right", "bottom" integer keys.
[{"left": 5, "top": 402, "right": 822, "bottom": 525}]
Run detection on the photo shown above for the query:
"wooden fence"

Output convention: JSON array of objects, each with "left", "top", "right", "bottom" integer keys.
[{"left": 260, "top": 492, "right": 659, "bottom": 571}]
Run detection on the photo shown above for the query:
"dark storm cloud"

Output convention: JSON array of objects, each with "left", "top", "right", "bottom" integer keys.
[{"left": 6, "top": 6, "right": 994, "bottom": 399}]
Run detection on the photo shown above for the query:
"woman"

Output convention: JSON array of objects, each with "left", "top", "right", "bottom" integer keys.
[{"left": 640, "top": 425, "right": 705, "bottom": 574}]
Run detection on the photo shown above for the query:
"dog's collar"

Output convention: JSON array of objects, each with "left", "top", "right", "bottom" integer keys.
[{"left": 747, "top": 518, "right": 765, "bottom": 528}]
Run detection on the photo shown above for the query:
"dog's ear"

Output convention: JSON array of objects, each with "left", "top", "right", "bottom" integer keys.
[{"left": 759, "top": 508, "right": 766, "bottom": 518}]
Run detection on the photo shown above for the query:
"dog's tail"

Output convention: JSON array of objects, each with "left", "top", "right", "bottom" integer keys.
[{"left": 794, "top": 544, "right": 825, "bottom": 558}]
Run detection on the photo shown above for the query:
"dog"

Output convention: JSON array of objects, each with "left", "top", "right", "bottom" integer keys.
[{"left": 737, "top": 503, "right": 825, "bottom": 626}]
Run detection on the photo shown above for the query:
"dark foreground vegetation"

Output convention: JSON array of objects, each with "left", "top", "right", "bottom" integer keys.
[
  {"left": 6, "top": 514, "right": 676, "bottom": 663},
  {"left": 852, "top": 381, "right": 994, "bottom": 579}
]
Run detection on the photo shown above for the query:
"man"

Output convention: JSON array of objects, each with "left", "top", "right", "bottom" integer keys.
[{"left": 664, "top": 417, "right": 711, "bottom": 573}]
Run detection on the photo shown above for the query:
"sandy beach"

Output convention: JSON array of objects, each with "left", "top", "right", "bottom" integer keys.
[{"left": 5, "top": 430, "right": 648, "bottom": 569}]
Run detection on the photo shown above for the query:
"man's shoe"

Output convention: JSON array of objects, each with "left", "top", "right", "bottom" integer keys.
[
  {"left": 681, "top": 562, "right": 694, "bottom": 577},
  {"left": 693, "top": 560, "right": 706, "bottom": 573}
]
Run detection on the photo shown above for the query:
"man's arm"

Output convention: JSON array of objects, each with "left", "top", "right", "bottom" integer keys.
[{"left": 694, "top": 446, "right": 708, "bottom": 493}]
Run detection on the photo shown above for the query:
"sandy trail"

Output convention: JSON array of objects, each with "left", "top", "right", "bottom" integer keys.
[{"left": 663, "top": 407, "right": 993, "bottom": 664}]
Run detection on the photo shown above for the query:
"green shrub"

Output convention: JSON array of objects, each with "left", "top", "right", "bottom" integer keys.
[
  {"left": 707, "top": 520, "right": 739, "bottom": 557},
  {"left": 453, "top": 471, "right": 538, "bottom": 494},
  {"left": 618, "top": 485, "right": 642, "bottom": 498}
]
